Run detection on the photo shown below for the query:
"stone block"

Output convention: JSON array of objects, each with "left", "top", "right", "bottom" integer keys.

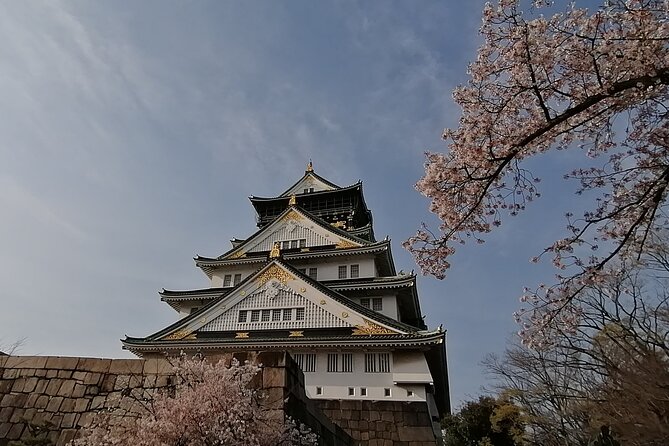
[
  {"left": 2, "top": 368, "right": 19, "bottom": 379},
  {"left": 9, "top": 408, "right": 24, "bottom": 423},
  {"left": 34, "top": 369, "right": 47, "bottom": 377},
  {"left": 100, "top": 375, "right": 116, "bottom": 392},
  {"left": 115, "top": 375, "right": 130, "bottom": 390},
  {"left": 13, "top": 393, "right": 28, "bottom": 407},
  {"left": 90, "top": 395, "right": 106, "bottom": 410},
  {"left": 61, "top": 413, "right": 77, "bottom": 428},
  {"left": 72, "top": 371, "right": 87, "bottom": 381},
  {"left": 22, "top": 407, "right": 37, "bottom": 422},
  {"left": 262, "top": 366, "right": 285, "bottom": 388},
  {"left": 85, "top": 385, "right": 100, "bottom": 396},
  {"left": 57, "top": 370, "right": 73, "bottom": 379},
  {"left": 50, "top": 413, "right": 63, "bottom": 428},
  {"left": 35, "top": 395, "right": 49, "bottom": 409},
  {"left": 7, "top": 422, "right": 24, "bottom": 440},
  {"left": 72, "top": 383, "right": 86, "bottom": 398},
  {"left": 0, "top": 407, "right": 12, "bottom": 422},
  {"left": 0, "top": 421, "right": 12, "bottom": 438},
  {"left": 59, "top": 398, "right": 76, "bottom": 412},
  {"left": 11, "top": 378, "right": 26, "bottom": 392},
  {"left": 0, "top": 394, "right": 15, "bottom": 407},
  {"left": 45, "top": 356, "right": 80, "bottom": 370},
  {"left": 74, "top": 398, "right": 89, "bottom": 412},
  {"left": 57, "top": 380, "right": 76, "bottom": 396},
  {"left": 77, "top": 411, "right": 94, "bottom": 427},
  {"left": 46, "top": 369, "right": 59, "bottom": 378},
  {"left": 45, "top": 379, "right": 63, "bottom": 396},
  {"left": 83, "top": 372, "right": 102, "bottom": 385},
  {"left": 78, "top": 358, "right": 112, "bottom": 373},
  {"left": 57, "top": 429, "right": 79, "bottom": 446},
  {"left": 0, "top": 379, "right": 13, "bottom": 393},
  {"left": 109, "top": 359, "right": 143, "bottom": 375},
  {"left": 143, "top": 358, "right": 172, "bottom": 375},
  {"left": 22, "top": 377, "right": 39, "bottom": 393},
  {"left": 46, "top": 396, "right": 64, "bottom": 412}
]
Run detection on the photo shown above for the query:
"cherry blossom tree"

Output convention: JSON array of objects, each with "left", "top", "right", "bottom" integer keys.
[
  {"left": 74, "top": 357, "right": 318, "bottom": 446},
  {"left": 406, "top": 0, "right": 669, "bottom": 345}
]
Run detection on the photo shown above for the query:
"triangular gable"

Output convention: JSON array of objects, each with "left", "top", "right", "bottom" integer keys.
[
  {"left": 222, "top": 207, "right": 365, "bottom": 259},
  {"left": 159, "top": 261, "right": 405, "bottom": 340},
  {"left": 280, "top": 172, "right": 339, "bottom": 197}
]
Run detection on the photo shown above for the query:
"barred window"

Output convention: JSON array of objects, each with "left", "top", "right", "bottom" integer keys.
[
  {"left": 302, "top": 354, "right": 316, "bottom": 372},
  {"left": 283, "top": 308, "right": 292, "bottom": 321},
  {"left": 372, "top": 298, "right": 383, "bottom": 311},
  {"left": 261, "top": 310, "right": 271, "bottom": 322},
  {"left": 364, "top": 353, "right": 391, "bottom": 373},
  {"left": 384, "top": 388, "right": 391, "bottom": 397},
  {"left": 338, "top": 265, "right": 347, "bottom": 279},
  {"left": 327, "top": 354, "right": 338, "bottom": 373},
  {"left": 360, "top": 387, "right": 367, "bottom": 396},
  {"left": 350, "top": 264, "right": 359, "bottom": 278},
  {"left": 233, "top": 274, "right": 242, "bottom": 285},
  {"left": 308, "top": 268, "right": 318, "bottom": 280},
  {"left": 223, "top": 275, "right": 232, "bottom": 287},
  {"left": 290, "top": 240, "right": 298, "bottom": 249},
  {"left": 238, "top": 310, "right": 247, "bottom": 323},
  {"left": 299, "top": 239, "right": 306, "bottom": 248},
  {"left": 342, "top": 353, "right": 353, "bottom": 372},
  {"left": 250, "top": 310, "right": 261, "bottom": 322},
  {"left": 272, "top": 309, "right": 282, "bottom": 321},
  {"left": 360, "top": 298, "right": 370, "bottom": 309},
  {"left": 295, "top": 308, "right": 305, "bottom": 320}
]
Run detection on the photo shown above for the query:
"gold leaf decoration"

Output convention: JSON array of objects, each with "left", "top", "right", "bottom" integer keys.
[
  {"left": 331, "top": 221, "right": 347, "bottom": 229},
  {"left": 256, "top": 264, "right": 295, "bottom": 286},
  {"left": 300, "top": 287, "right": 307, "bottom": 293},
  {"left": 352, "top": 320, "right": 397, "bottom": 336},
  {"left": 235, "top": 332, "right": 249, "bottom": 339},
  {"left": 228, "top": 251, "right": 247, "bottom": 259},
  {"left": 320, "top": 299, "right": 326, "bottom": 305},
  {"left": 163, "top": 329, "right": 196, "bottom": 340},
  {"left": 336, "top": 239, "right": 357, "bottom": 249},
  {"left": 341, "top": 312, "right": 349, "bottom": 318},
  {"left": 280, "top": 210, "right": 303, "bottom": 222},
  {"left": 288, "top": 331, "right": 304, "bottom": 337}
]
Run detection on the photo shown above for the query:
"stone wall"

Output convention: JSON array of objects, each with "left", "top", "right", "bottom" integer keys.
[
  {"left": 0, "top": 353, "right": 353, "bottom": 446},
  {"left": 316, "top": 400, "right": 440, "bottom": 446}
]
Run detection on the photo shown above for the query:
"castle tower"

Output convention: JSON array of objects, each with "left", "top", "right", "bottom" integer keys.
[{"left": 123, "top": 164, "right": 450, "bottom": 436}]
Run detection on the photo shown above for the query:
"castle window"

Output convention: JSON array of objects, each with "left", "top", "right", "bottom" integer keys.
[
  {"left": 238, "top": 310, "right": 248, "bottom": 323},
  {"left": 233, "top": 274, "right": 242, "bottom": 286},
  {"left": 372, "top": 298, "right": 383, "bottom": 311},
  {"left": 360, "top": 387, "right": 367, "bottom": 396},
  {"left": 223, "top": 275, "right": 232, "bottom": 287},
  {"left": 350, "top": 264, "right": 359, "bottom": 278},
  {"left": 272, "top": 309, "right": 282, "bottom": 321},
  {"left": 308, "top": 267, "right": 318, "bottom": 280},
  {"left": 338, "top": 265, "right": 347, "bottom": 279},
  {"left": 282, "top": 309, "right": 292, "bottom": 321},
  {"left": 261, "top": 310, "right": 271, "bottom": 322},
  {"left": 250, "top": 310, "right": 261, "bottom": 322},
  {"left": 316, "top": 386, "right": 322, "bottom": 395},
  {"left": 327, "top": 354, "right": 338, "bottom": 372},
  {"left": 407, "top": 390, "right": 414, "bottom": 397},
  {"left": 342, "top": 353, "right": 353, "bottom": 372},
  {"left": 384, "top": 388, "right": 391, "bottom": 397},
  {"left": 295, "top": 308, "right": 305, "bottom": 320},
  {"left": 348, "top": 387, "right": 355, "bottom": 396},
  {"left": 360, "top": 298, "right": 370, "bottom": 309},
  {"left": 364, "top": 353, "right": 391, "bottom": 373},
  {"left": 280, "top": 239, "right": 307, "bottom": 250},
  {"left": 294, "top": 353, "right": 316, "bottom": 373}
]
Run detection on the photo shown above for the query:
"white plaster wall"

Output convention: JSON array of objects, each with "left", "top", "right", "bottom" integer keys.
[
  {"left": 290, "top": 351, "right": 431, "bottom": 403},
  {"left": 210, "top": 265, "right": 261, "bottom": 287},
  {"left": 289, "top": 255, "right": 376, "bottom": 281}
]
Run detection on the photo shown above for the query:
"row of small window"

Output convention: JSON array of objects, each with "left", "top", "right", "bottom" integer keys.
[
  {"left": 303, "top": 187, "right": 315, "bottom": 194},
  {"left": 223, "top": 274, "right": 243, "bottom": 287},
  {"left": 280, "top": 239, "right": 307, "bottom": 250},
  {"left": 294, "top": 353, "right": 391, "bottom": 373},
  {"left": 297, "top": 267, "right": 318, "bottom": 280},
  {"left": 315, "top": 387, "right": 399, "bottom": 397},
  {"left": 238, "top": 308, "right": 305, "bottom": 323},
  {"left": 360, "top": 297, "right": 383, "bottom": 311},
  {"left": 338, "top": 264, "right": 359, "bottom": 279}
]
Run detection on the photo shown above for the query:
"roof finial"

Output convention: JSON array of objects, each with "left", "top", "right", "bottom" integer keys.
[
  {"left": 288, "top": 194, "right": 297, "bottom": 206},
  {"left": 306, "top": 160, "right": 313, "bottom": 172},
  {"left": 269, "top": 242, "right": 281, "bottom": 259}
]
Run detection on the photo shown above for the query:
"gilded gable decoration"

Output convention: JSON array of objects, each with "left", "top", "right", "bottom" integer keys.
[
  {"left": 256, "top": 264, "right": 295, "bottom": 286},
  {"left": 352, "top": 320, "right": 397, "bottom": 336},
  {"left": 163, "top": 329, "right": 196, "bottom": 340},
  {"left": 336, "top": 239, "right": 357, "bottom": 249},
  {"left": 269, "top": 242, "right": 281, "bottom": 258}
]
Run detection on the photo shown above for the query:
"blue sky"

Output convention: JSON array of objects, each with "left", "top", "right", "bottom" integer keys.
[{"left": 0, "top": 1, "right": 585, "bottom": 407}]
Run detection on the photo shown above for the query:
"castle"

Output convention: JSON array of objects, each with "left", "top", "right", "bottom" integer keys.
[{"left": 122, "top": 163, "right": 450, "bottom": 440}]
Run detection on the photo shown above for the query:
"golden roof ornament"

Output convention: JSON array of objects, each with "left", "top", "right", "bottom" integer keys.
[
  {"left": 306, "top": 160, "right": 314, "bottom": 172},
  {"left": 288, "top": 194, "right": 297, "bottom": 206},
  {"left": 269, "top": 242, "right": 281, "bottom": 259}
]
